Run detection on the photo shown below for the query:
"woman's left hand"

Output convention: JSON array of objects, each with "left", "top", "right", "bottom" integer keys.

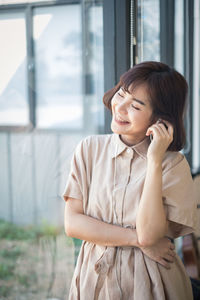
[
  {"left": 140, "top": 237, "right": 176, "bottom": 269},
  {"left": 146, "top": 120, "right": 173, "bottom": 164}
]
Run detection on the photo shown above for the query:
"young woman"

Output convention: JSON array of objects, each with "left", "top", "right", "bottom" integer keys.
[{"left": 63, "top": 61, "right": 197, "bottom": 300}]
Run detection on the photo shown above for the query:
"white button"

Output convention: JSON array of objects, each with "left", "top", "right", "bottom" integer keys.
[{"left": 126, "top": 148, "right": 130, "bottom": 153}]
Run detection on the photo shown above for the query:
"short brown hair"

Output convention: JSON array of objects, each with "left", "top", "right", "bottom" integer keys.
[{"left": 103, "top": 61, "right": 188, "bottom": 151}]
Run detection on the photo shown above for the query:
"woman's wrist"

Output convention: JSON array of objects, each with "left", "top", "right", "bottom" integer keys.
[
  {"left": 128, "top": 228, "right": 140, "bottom": 248},
  {"left": 147, "top": 157, "right": 163, "bottom": 169}
]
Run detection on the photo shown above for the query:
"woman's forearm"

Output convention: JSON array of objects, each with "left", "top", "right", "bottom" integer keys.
[
  {"left": 65, "top": 207, "right": 139, "bottom": 248},
  {"left": 136, "top": 160, "right": 167, "bottom": 246}
]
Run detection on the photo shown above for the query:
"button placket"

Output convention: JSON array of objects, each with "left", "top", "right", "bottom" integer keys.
[
  {"left": 120, "top": 150, "right": 134, "bottom": 225},
  {"left": 115, "top": 150, "right": 134, "bottom": 225},
  {"left": 117, "top": 150, "right": 134, "bottom": 287}
]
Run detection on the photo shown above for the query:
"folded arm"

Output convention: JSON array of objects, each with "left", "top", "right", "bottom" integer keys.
[
  {"left": 64, "top": 196, "right": 175, "bottom": 268},
  {"left": 64, "top": 196, "right": 139, "bottom": 247}
]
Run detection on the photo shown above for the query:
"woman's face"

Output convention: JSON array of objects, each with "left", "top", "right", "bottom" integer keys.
[{"left": 111, "top": 84, "right": 153, "bottom": 146}]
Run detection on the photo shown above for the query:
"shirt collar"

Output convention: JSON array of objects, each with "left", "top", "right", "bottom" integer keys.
[{"left": 111, "top": 133, "right": 150, "bottom": 159}]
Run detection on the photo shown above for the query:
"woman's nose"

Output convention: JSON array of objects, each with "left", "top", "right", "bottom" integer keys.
[{"left": 116, "top": 99, "right": 128, "bottom": 114}]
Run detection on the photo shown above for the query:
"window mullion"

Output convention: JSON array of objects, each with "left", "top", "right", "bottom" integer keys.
[
  {"left": 26, "top": 5, "right": 36, "bottom": 129},
  {"left": 81, "top": 0, "right": 90, "bottom": 133},
  {"left": 183, "top": 0, "right": 194, "bottom": 167},
  {"left": 160, "top": 0, "right": 175, "bottom": 66}
]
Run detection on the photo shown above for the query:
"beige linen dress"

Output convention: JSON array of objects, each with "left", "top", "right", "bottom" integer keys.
[{"left": 63, "top": 133, "right": 197, "bottom": 300}]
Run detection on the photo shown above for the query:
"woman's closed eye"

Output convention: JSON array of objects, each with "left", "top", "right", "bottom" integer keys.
[
  {"left": 131, "top": 104, "right": 140, "bottom": 110},
  {"left": 117, "top": 91, "right": 123, "bottom": 97},
  {"left": 117, "top": 92, "right": 141, "bottom": 110}
]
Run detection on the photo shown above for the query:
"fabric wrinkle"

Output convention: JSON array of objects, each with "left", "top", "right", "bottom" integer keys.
[{"left": 94, "top": 247, "right": 122, "bottom": 300}]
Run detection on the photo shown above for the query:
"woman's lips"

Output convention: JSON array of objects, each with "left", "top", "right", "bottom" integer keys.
[{"left": 114, "top": 116, "right": 130, "bottom": 125}]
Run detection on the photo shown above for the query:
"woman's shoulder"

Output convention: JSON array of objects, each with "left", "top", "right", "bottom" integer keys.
[
  {"left": 75, "top": 134, "right": 113, "bottom": 158},
  {"left": 162, "top": 151, "right": 190, "bottom": 175},
  {"left": 80, "top": 134, "right": 113, "bottom": 149}
]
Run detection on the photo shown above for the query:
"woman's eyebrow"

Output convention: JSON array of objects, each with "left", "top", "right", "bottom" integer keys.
[
  {"left": 132, "top": 98, "right": 146, "bottom": 106},
  {"left": 120, "top": 87, "right": 146, "bottom": 106}
]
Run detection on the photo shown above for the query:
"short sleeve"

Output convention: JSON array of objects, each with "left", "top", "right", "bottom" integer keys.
[
  {"left": 162, "top": 155, "right": 197, "bottom": 239},
  {"left": 62, "top": 139, "right": 88, "bottom": 202}
]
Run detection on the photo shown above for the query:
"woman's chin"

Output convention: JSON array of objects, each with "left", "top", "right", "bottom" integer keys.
[{"left": 110, "top": 122, "right": 123, "bottom": 134}]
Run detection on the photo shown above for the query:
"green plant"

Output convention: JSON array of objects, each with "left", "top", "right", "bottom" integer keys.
[
  {"left": 0, "top": 219, "right": 73, "bottom": 299},
  {"left": 0, "top": 219, "right": 62, "bottom": 241},
  {"left": 73, "top": 238, "right": 82, "bottom": 266},
  {"left": 0, "top": 219, "right": 35, "bottom": 240},
  {"left": 16, "top": 274, "right": 30, "bottom": 287},
  {"left": 0, "top": 262, "right": 15, "bottom": 279},
  {"left": 37, "top": 220, "right": 61, "bottom": 238},
  {"left": 0, "top": 285, "right": 10, "bottom": 297},
  {"left": 0, "top": 247, "right": 23, "bottom": 260}
]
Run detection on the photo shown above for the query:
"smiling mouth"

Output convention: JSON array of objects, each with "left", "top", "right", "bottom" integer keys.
[{"left": 114, "top": 115, "right": 130, "bottom": 125}]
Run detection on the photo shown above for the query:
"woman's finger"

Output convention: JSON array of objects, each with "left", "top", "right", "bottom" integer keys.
[
  {"left": 153, "top": 124, "right": 166, "bottom": 136},
  {"left": 160, "top": 120, "right": 174, "bottom": 137},
  {"left": 146, "top": 124, "right": 164, "bottom": 138},
  {"left": 156, "top": 123, "right": 170, "bottom": 136},
  {"left": 147, "top": 121, "right": 171, "bottom": 138}
]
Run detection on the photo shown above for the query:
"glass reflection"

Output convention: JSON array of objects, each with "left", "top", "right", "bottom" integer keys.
[
  {"left": 137, "top": 0, "right": 160, "bottom": 62},
  {"left": 33, "top": 5, "right": 83, "bottom": 129},
  {"left": 0, "top": 12, "right": 28, "bottom": 125}
]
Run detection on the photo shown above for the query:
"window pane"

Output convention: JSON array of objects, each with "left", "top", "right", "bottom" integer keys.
[
  {"left": 137, "top": 0, "right": 160, "bottom": 62},
  {"left": 34, "top": 5, "right": 83, "bottom": 129},
  {"left": 0, "top": 0, "right": 50, "bottom": 4},
  {"left": 83, "top": 4, "right": 104, "bottom": 132},
  {"left": 0, "top": 11, "right": 28, "bottom": 126}
]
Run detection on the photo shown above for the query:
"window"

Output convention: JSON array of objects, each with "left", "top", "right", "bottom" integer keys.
[
  {"left": 33, "top": 5, "right": 83, "bottom": 129},
  {"left": 137, "top": 0, "right": 160, "bottom": 62},
  {"left": 0, "top": 11, "right": 28, "bottom": 126},
  {"left": 0, "top": 0, "right": 104, "bottom": 132}
]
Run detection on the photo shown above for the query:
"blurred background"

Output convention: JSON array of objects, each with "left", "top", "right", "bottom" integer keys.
[{"left": 0, "top": 0, "right": 199, "bottom": 299}]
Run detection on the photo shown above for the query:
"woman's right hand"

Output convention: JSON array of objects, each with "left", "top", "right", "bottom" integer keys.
[{"left": 139, "top": 237, "right": 176, "bottom": 269}]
